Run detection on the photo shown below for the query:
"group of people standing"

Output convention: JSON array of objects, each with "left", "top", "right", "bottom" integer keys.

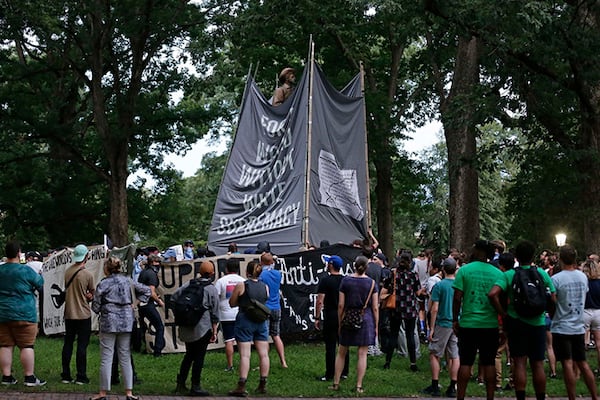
[{"left": 314, "top": 239, "right": 598, "bottom": 400}]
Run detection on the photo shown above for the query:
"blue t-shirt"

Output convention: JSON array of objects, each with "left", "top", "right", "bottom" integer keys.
[
  {"left": 431, "top": 278, "right": 454, "bottom": 328},
  {"left": 259, "top": 267, "right": 282, "bottom": 311},
  {"left": 0, "top": 262, "right": 44, "bottom": 323},
  {"left": 551, "top": 269, "right": 588, "bottom": 335}
]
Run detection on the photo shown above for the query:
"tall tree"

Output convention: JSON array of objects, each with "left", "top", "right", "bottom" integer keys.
[
  {"left": 0, "top": 0, "right": 208, "bottom": 246},
  {"left": 425, "top": 0, "right": 600, "bottom": 252}
]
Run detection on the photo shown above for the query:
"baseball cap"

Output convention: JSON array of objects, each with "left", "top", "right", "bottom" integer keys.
[
  {"left": 72, "top": 244, "right": 88, "bottom": 263},
  {"left": 324, "top": 255, "right": 343, "bottom": 270},
  {"left": 375, "top": 253, "right": 388, "bottom": 263},
  {"left": 442, "top": 257, "right": 457, "bottom": 268}
]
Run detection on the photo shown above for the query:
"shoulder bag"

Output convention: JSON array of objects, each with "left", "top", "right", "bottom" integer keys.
[{"left": 341, "top": 279, "right": 375, "bottom": 331}]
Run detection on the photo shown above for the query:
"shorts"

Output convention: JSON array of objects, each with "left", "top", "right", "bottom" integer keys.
[
  {"left": 553, "top": 333, "right": 587, "bottom": 362},
  {"left": 505, "top": 316, "right": 546, "bottom": 361},
  {"left": 457, "top": 327, "right": 499, "bottom": 366},
  {"left": 268, "top": 308, "right": 281, "bottom": 337},
  {"left": 584, "top": 309, "right": 600, "bottom": 331},
  {"left": 234, "top": 313, "right": 268, "bottom": 343},
  {"left": 0, "top": 321, "right": 38, "bottom": 348},
  {"left": 428, "top": 326, "right": 458, "bottom": 359},
  {"left": 221, "top": 321, "right": 236, "bottom": 342}
]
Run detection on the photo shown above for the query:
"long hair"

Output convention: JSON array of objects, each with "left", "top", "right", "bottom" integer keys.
[{"left": 582, "top": 259, "right": 600, "bottom": 280}]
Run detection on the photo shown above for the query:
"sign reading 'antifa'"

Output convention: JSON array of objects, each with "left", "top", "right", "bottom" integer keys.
[{"left": 40, "top": 244, "right": 361, "bottom": 353}]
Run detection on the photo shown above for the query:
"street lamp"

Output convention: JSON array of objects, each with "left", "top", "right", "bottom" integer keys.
[{"left": 555, "top": 233, "right": 567, "bottom": 247}]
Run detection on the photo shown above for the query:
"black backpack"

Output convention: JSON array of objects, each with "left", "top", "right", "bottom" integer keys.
[
  {"left": 511, "top": 266, "right": 547, "bottom": 318},
  {"left": 172, "top": 279, "right": 210, "bottom": 327}
]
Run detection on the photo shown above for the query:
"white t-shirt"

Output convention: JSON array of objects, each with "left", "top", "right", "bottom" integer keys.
[
  {"left": 551, "top": 269, "right": 588, "bottom": 335},
  {"left": 215, "top": 273, "right": 246, "bottom": 321},
  {"left": 413, "top": 257, "right": 429, "bottom": 287}
]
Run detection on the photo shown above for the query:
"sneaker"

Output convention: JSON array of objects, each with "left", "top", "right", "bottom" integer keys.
[
  {"left": 1, "top": 375, "right": 17, "bottom": 385},
  {"left": 24, "top": 375, "right": 46, "bottom": 387},
  {"left": 317, "top": 376, "right": 331, "bottom": 381},
  {"left": 224, "top": 366, "right": 234, "bottom": 372},
  {"left": 341, "top": 374, "right": 348, "bottom": 380},
  {"left": 421, "top": 384, "right": 441, "bottom": 397},
  {"left": 445, "top": 386, "right": 457, "bottom": 397},
  {"left": 410, "top": 364, "right": 419, "bottom": 372},
  {"left": 75, "top": 376, "right": 90, "bottom": 385}
]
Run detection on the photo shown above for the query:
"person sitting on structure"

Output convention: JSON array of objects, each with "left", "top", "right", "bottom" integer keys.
[{"left": 272, "top": 67, "right": 295, "bottom": 106}]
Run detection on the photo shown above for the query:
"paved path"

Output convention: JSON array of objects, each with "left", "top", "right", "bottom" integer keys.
[{"left": 0, "top": 393, "right": 583, "bottom": 400}]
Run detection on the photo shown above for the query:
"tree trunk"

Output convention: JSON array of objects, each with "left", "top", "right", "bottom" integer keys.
[
  {"left": 580, "top": 106, "right": 600, "bottom": 252},
  {"left": 441, "top": 36, "right": 481, "bottom": 252},
  {"left": 374, "top": 158, "right": 394, "bottom": 257},
  {"left": 106, "top": 142, "right": 130, "bottom": 247}
]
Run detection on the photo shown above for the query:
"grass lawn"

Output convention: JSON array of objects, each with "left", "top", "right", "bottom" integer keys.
[{"left": 0, "top": 335, "right": 597, "bottom": 397}]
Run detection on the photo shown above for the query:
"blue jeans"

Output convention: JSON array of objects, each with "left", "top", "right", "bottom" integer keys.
[
  {"left": 139, "top": 304, "right": 165, "bottom": 355},
  {"left": 62, "top": 318, "right": 91, "bottom": 380}
]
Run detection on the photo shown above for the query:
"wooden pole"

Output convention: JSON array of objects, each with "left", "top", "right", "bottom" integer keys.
[{"left": 302, "top": 37, "right": 316, "bottom": 248}]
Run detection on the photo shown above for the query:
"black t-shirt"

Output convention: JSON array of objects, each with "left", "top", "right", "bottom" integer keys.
[
  {"left": 366, "top": 262, "right": 382, "bottom": 286},
  {"left": 138, "top": 268, "right": 159, "bottom": 306},
  {"left": 317, "top": 274, "right": 344, "bottom": 319}
]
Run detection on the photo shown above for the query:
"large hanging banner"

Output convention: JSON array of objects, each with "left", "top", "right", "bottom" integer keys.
[
  {"left": 40, "top": 243, "right": 361, "bottom": 353},
  {"left": 307, "top": 66, "right": 368, "bottom": 247},
  {"left": 206, "top": 67, "right": 309, "bottom": 255},
  {"left": 208, "top": 60, "right": 369, "bottom": 256}
]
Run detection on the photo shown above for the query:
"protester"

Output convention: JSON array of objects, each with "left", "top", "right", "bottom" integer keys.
[
  {"left": 495, "top": 252, "right": 516, "bottom": 390},
  {"left": 488, "top": 240, "right": 556, "bottom": 400},
  {"left": 183, "top": 240, "right": 196, "bottom": 260},
  {"left": 314, "top": 255, "right": 348, "bottom": 381},
  {"left": 61, "top": 244, "right": 95, "bottom": 385},
  {"left": 0, "top": 240, "right": 45, "bottom": 386},
  {"left": 329, "top": 255, "right": 378, "bottom": 394},
  {"left": 137, "top": 254, "right": 165, "bottom": 357},
  {"left": 380, "top": 252, "right": 423, "bottom": 371},
  {"left": 173, "top": 260, "right": 219, "bottom": 396},
  {"left": 366, "top": 251, "right": 385, "bottom": 356},
  {"left": 90, "top": 256, "right": 151, "bottom": 400},
  {"left": 259, "top": 252, "right": 288, "bottom": 368},
  {"left": 551, "top": 245, "right": 598, "bottom": 400},
  {"left": 228, "top": 261, "right": 270, "bottom": 396},
  {"left": 25, "top": 251, "right": 43, "bottom": 274},
  {"left": 582, "top": 258, "right": 600, "bottom": 371},
  {"left": 421, "top": 257, "right": 459, "bottom": 397},
  {"left": 453, "top": 240, "right": 504, "bottom": 400},
  {"left": 215, "top": 258, "right": 245, "bottom": 372}
]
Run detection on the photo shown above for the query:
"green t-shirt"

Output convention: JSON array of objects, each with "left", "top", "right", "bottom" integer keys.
[
  {"left": 493, "top": 266, "right": 555, "bottom": 326},
  {"left": 453, "top": 261, "right": 504, "bottom": 328}
]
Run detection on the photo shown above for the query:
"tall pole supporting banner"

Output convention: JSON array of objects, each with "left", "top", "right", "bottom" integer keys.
[
  {"left": 302, "top": 37, "right": 316, "bottom": 248},
  {"left": 360, "top": 61, "right": 372, "bottom": 231}
]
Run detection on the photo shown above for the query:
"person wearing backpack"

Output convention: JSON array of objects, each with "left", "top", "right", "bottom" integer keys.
[
  {"left": 228, "top": 261, "right": 270, "bottom": 397},
  {"left": 171, "top": 260, "right": 219, "bottom": 397},
  {"left": 488, "top": 240, "right": 556, "bottom": 400}
]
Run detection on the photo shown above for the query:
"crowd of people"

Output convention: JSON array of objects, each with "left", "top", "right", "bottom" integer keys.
[{"left": 1, "top": 237, "right": 599, "bottom": 400}]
